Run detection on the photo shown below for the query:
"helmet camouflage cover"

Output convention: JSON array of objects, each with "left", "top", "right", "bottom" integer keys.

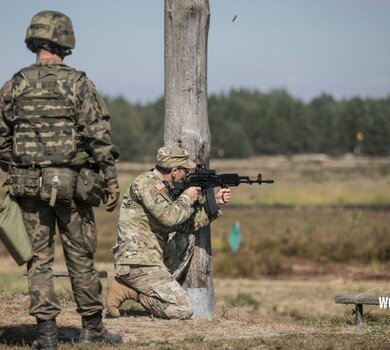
[
  {"left": 25, "top": 10, "right": 75, "bottom": 49},
  {"left": 156, "top": 147, "right": 196, "bottom": 169}
]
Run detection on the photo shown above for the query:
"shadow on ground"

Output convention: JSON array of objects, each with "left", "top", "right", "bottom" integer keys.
[{"left": 0, "top": 325, "right": 79, "bottom": 346}]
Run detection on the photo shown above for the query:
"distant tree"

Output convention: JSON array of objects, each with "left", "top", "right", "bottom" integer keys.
[
  {"left": 138, "top": 97, "right": 164, "bottom": 158},
  {"left": 306, "top": 94, "right": 339, "bottom": 154},
  {"left": 363, "top": 98, "right": 390, "bottom": 155},
  {"left": 337, "top": 97, "right": 367, "bottom": 154},
  {"left": 105, "top": 96, "right": 147, "bottom": 161},
  {"left": 104, "top": 89, "right": 390, "bottom": 158}
]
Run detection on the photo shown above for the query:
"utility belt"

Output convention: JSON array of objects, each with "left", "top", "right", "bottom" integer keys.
[{"left": 7, "top": 165, "right": 105, "bottom": 207}]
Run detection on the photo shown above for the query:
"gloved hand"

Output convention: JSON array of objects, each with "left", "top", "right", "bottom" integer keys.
[{"left": 104, "top": 178, "right": 120, "bottom": 212}]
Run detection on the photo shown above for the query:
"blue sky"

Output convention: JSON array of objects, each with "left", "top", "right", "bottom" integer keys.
[{"left": 1, "top": 0, "right": 389, "bottom": 103}]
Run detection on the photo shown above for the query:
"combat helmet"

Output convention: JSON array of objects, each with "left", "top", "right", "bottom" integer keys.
[{"left": 25, "top": 10, "right": 75, "bottom": 56}]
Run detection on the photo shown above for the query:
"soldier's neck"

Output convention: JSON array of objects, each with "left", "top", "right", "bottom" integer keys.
[{"left": 36, "top": 50, "right": 62, "bottom": 63}]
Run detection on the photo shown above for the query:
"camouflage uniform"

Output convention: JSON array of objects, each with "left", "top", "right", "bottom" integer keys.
[
  {"left": 0, "top": 53, "right": 119, "bottom": 321},
  {"left": 110, "top": 148, "right": 219, "bottom": 319}
]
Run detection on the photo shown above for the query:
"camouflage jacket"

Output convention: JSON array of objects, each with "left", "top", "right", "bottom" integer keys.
[
  {"left": 0, "top": 59, "right": 119, "bottom": 179},
  {"left": 113, "top": 169, "right": 218, "bottom": 269}
]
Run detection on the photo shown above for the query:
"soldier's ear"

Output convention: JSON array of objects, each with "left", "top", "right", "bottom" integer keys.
[
  {"left": 171, "top": 167, "right": 178, "bottom": 176},
  {"left": 171, "top": 167, "right": 181, "bottom": 181}
]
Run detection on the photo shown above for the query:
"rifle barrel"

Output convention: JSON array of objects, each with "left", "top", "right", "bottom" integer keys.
[{"left": 239, "top": 175, "right": 274, "bottom": 184}]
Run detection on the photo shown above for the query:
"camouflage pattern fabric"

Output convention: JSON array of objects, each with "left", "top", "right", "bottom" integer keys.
[
  {"left": 113, "top": 168, "right": 212, "bottom": 268},
  {"left": 0, "top": 59, "right": 119, "bottom": 179},
  {"left": 19, "top": 197, "right": 103, "bottom": 320},
  {"left": 112, "top": 168, "right": 219, "bottom": 319},
  {"left": 119, "top": 265, "right": 193, "bottom": 320},
  {"left": 25, "top": 11, "right": 75, "bottom": 49},
  {"left": 156, "top": 146, "right": 196, "bottom": 169},
  {"left": 0, "top": 59, "right": 119, "bottom": 321},
  {"left": 11, "top": 65, "right": 80, "bottom": 166}
]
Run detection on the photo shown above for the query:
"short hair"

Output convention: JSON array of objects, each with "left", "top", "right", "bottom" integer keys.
[
  {"left": 26, "top": 39, "right": 72, "bottom": 59},
  {"left": 155, "top": 164, "right": 172, "bottom": 175}
]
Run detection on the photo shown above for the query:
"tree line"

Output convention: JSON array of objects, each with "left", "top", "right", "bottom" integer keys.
[{"left": 106, "top": 88, "right": 390, "bottom": 161}]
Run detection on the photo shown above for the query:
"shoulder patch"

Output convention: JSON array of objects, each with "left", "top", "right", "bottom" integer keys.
[
  {"left": 154, "top": 181, "right": 166, "bottom": 191},
  {"left": 133, "top": 171, "right": 157, "bottom": 194}
]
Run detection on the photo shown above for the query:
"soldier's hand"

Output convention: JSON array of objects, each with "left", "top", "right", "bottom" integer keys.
[
  {"left": 183, "top": 186, "right": 201, "bottom": 203},
  {"left": 104, "top": 178, "right": 120, "bottom": 212},
  {"left": 215, "top": 188, "right": 231, "bottom": 206}
]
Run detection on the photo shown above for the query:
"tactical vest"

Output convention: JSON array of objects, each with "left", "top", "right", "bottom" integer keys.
[{"left": 11, "top": 65, "right": 84, "bottom": 167}]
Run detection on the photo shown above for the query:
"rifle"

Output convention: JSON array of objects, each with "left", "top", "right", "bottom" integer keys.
[{"left": 172, "top": 164, "right": 274, "bottom": 216}]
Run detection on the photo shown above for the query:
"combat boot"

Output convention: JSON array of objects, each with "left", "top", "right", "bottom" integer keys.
[
  {"left": 32, "top": 319, "right": 58, "bottom": 350},
  {"left": 79, "top": 312, "right": 123, "bottom": 344},
  {"left": 106, "top": 276, "right": 140, "bottom": 317}
]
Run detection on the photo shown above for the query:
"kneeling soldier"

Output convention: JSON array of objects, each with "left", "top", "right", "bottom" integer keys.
[{"left": 107, "top": 146, "right": 231, "bottom": 319}]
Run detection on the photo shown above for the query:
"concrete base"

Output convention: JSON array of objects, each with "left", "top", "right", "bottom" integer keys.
[{"left": 186, "top": 287, "right": 215, "bottom": 319}]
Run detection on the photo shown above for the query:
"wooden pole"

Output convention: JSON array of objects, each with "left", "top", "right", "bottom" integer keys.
[{"left": 164, "top": 0, "right": 214, "bottom": 318}]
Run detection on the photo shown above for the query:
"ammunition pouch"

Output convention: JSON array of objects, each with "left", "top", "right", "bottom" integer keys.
[
  {"left": 7, "top": 165, "right": 103, "bottom": 207},
  {"left": 74, "top": 167, "right": 105, "bottom": 207},
  {"left": 8, "top": 167, "right": 41, "bottom": 197},
  {"left": 39, "top": 167, "right": 76, "bottom": 206}
]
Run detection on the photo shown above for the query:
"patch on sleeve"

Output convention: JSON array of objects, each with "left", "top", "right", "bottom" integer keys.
[{"left": 154, "top": 181, "right": 166, "bottom": 191}]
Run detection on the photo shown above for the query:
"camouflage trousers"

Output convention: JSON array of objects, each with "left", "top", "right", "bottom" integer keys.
[
  {"left": 116, "top": 233, "right": 195, "bottom": 319},
  {"left": 18, "top": 197, "right": 103, "bottom": 320},
  {"left": 118, "top": 265, "right": 193, "bottom": 319}
]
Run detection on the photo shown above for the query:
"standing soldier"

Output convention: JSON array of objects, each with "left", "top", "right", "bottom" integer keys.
[
  {"left": 106, "top": 146, "right": 231, "bottom": 319},
  {"left": 0, "top": 11, "right": 122, "bottom": 348}
]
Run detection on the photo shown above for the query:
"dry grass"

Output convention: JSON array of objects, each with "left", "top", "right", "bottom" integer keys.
[
  {"left": 116, "top": 155, "right": 390, "bottom": 206},
  {"left": 1, "top": 267, "right": 390, "bottom": 349},
  {"left": 212, "top": 206, "right": 390, "bottom": 277},
  {"left": 1, "top": 155, "right": 390, "bottom": 348},
  {"left": 2, "top": 155, "right": 390, "bottom": 275},
  {"left": 88, "top": 205, "right": 390, "bottom": 278}
]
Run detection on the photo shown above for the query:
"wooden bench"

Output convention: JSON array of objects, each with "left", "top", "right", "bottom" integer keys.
[
  {"left": 23, "top": 270, "right": 108, "bottom": 278},
  {"left": 335, "top": 294, "right": 379, "bottom": 325}
]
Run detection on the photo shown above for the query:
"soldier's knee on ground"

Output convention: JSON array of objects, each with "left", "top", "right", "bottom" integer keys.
[
  {"left": 154, "top": 301, "right": 193, "bottom": 320},
  {"left": 167, "top": 304, "right": 194, "bottom": 319},
  {"left": 178, "top": 303, "right": 194, "bottom": 319}
]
